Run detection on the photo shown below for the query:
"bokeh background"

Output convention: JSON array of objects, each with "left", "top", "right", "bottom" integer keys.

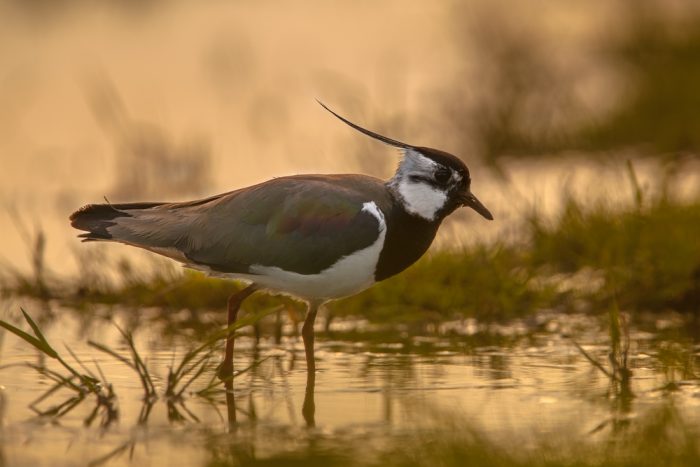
[
  {"left": 2, "top": 2, "right": 700, "bottom": 466},
  {"left": 2, "top": 0, "right": 699, "bottom": 275}
]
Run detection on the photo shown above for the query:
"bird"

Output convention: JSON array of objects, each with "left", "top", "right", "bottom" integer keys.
[{"left": 69, "top": 101, "right": 493, "bottom": 391}]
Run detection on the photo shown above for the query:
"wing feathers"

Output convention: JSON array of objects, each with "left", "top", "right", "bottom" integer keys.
[{"left": 69, "top": 175, "right": 392, "bottom": 276}]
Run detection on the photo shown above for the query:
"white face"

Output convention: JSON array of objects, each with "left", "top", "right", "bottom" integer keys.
[{"left": 390, "top": 149, "right": 462, "bottom": 221}]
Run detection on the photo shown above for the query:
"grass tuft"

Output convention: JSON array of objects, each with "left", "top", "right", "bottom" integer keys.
[
  {"left": 0, "top": 308, "right": 118, "bottom": 424},
  {"left": 0, "top": 304, "right": 278, "bottom": 424}
]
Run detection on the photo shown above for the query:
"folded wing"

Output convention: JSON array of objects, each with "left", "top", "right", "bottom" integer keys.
[{"left": 70, "top": 175, "right": 391, "bottom": 276}]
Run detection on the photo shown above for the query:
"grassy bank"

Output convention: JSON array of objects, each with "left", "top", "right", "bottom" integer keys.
[{"left": 529, "top": 193, "right": 700, "bottom": 314}]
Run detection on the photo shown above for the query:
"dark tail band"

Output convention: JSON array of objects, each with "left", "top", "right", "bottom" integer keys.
[{"left": 69, "top": 201, "right": 165, "bottom": 241}]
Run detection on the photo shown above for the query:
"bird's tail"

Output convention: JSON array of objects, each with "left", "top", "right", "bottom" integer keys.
[{"left": 69, "top": 201, "right": 169, "bottom": 243}]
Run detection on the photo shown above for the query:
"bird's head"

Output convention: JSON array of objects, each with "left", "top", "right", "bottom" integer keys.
[{"left": 318, "top": 101, "right": 493, "bottom": 222}]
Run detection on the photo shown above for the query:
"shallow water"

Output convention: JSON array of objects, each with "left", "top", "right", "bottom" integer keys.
[{"left": 0, "top": 301, "right": 698, "bottom": 466}]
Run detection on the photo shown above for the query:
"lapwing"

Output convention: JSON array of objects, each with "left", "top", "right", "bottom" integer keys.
[{"left": 69, "top": 102, "right": 493, "bottom": 387}]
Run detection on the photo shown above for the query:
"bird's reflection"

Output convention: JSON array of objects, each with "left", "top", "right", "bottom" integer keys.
[
  {"left": 225, "top": 380, "right": 237, "bottom": 430},
  {"left": 302, "top": 369, "right": 316, "bottom": 427},
  {"left": 224, "top": 352, "right": 317, "bottom": 431}
]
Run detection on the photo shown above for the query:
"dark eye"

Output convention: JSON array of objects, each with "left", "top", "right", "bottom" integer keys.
[{"left": 434, "top": 167, "right": 451, "bottom": 184}]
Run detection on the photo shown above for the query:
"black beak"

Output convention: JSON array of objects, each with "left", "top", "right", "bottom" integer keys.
[{"left": 460, "top": 191, "right": 493, "bottom": 220}]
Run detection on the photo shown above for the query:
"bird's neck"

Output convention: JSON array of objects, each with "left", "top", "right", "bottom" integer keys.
[{"left": 374, "top": 200, "right": 441, "bottom": 281}]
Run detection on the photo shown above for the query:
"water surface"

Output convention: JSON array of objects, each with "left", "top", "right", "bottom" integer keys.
[{"left": 0, "top": 301, "right": 698, "bottom": 465}]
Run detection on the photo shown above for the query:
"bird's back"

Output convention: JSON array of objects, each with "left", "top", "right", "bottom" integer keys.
[{"left": 71, "top": 174, "right": 394, "bottom": 279}]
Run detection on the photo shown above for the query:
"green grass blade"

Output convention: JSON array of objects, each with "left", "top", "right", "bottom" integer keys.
[
  {"left": 626, "top": 159, "right": 644, "bottom": 209},
  {"left": 88, "top": 340, "right": 136, "bottom": 369},
  {"left": 92, "top": 357, "right": 108, "bottom": 384},
  {"left": 115, "top": 326, "right": 157, "bottom": 396},
  {"left": 0, "top": 317, "right": 56, "bottom": 358},
  {"left": 172, "top": 305, "right": 282, "bottom": 379},
  {"left": 572, "top": 340, "right": 616, "bottom": 380},
  {"left": 20, "top": 308, "right": 55, "bottom": 348},
  {"left": 65, "top": 345, "right": 97, "bottom": 380},
  {"left": 174, "top": 355, "right": 215, "bottom": 397}
]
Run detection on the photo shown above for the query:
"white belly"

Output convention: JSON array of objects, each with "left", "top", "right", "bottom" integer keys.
[{"left": 195, "top": 201, "right": 387, "bottom": 301}]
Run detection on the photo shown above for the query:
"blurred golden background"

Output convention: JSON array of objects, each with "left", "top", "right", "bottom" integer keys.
[{"left": 1, "top": 0, "right": 699, "bottom": 273}]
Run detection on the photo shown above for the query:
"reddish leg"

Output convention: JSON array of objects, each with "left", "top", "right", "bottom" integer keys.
[
  {"left": 301, "top": 301, "right": 320, "bottom": 426},
  {"left": 218, "top": 284, "right": 257, "bottom": 381}
]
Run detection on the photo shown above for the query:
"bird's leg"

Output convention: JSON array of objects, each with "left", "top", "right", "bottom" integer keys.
[
  {"left": 301, "top": 301, "right": 320, "bottom": 426},
  {"left": 301, "top": 302, "right": 319, "bottom": 374},
  {"left": 218, "top": 284, "right": 258, "bottom": 382}
]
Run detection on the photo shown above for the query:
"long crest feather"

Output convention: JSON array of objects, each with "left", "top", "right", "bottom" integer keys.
[{"left": 316, "top": 100, "right": 415, "bottom": 150}]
